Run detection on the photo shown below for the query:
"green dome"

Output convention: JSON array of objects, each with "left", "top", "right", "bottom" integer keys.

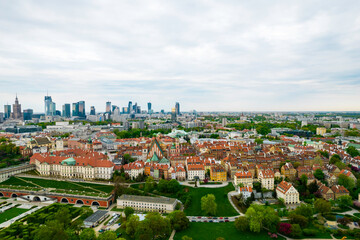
[{"left": 61, "top": 157, "right": 76, "bottom": 166}]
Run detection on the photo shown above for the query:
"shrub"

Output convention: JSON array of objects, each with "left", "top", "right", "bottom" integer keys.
[
  {"left": 278, "top": 223, "right": 292, "bottom": 235},
  {"left": 323, "top": 213, "right": 336, "bottom": 221},
  {"left": 303, "top": 228, "right": 318, "bottom": 236},
  {"left": 290, "top": 224, "right": 302, "bottom": 238}
]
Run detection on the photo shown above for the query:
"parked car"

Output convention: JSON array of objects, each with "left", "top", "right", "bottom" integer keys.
[
  {"left": 98, "top": 229, "right": 105, "bottom": 233},
  {"left": 224, "top": 217, "right": 228, "bottom": 219},
  {"left": 209, "top": 220, "right": 213, "bottom": 223},
  {"left": 225, "top": 220, "right": 229, "bottom": 222}
]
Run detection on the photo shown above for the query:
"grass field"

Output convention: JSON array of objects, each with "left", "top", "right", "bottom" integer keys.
[
  {"left": 0, "top": 207, "right": 29, "bottom": 224},
  {"left": 132, "top": 182, "right": 238, "bottom": 217},
  {"left": 184, "top": 183, "right": 238, "bottom": 216},
  {"left": 174, "top": 222, "right": 286, "bottom": 240},
  {"left": 1, "top": 177, "right": 114, "bottom": 194}
]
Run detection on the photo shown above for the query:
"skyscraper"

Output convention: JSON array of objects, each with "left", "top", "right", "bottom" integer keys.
[
  {"left": 90, "top": 106, "right": 96, "bottom": 115},
  {"left": 72, "top": 102, "right": 79, "bottom": 117},
  {"left": 171, "top": 107, "right": 177, "bottom": 122},
  {"left": 23, "top": 109, "right": 33, "bottom": 120},
  {"left": 128, "top": 101, "right": 132, "bottom": 114},
  {"left": 4, "top": 105, "right": 11, "bottom": 119},
  {"left": 44, "top": 95, "right": 54, "bottom": 116},
  {"left": 106, "top": 101, "right": 111, "bottom": 113},
  {"left": 62, "top": 104, "right": 71, "bottom": 118},
  {"left": 12, "top": 95, "right": 22, "bottom": 119},
  {"left": 78, "top": 101, "right": 85, "bottom": 117},
  {"left": 147, "top": 102, "right": 152, "bottom": 113},
  {"left": 175, "top": 102, "right": 180, "bottom": 115}
]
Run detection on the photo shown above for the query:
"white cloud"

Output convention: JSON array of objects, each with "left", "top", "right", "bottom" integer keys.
[{"left": 0, "top": 0, "right": 359, "bottom": 112}]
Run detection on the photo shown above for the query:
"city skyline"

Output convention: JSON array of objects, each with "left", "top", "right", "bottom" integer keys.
[{"left": 1, "top": 1, "right": 360, "bottom": 112}]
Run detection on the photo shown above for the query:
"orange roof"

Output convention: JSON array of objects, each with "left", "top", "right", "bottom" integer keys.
[
  {"left": 276, "top": 181, "right": 293, "bottom": 194},
  {"left": 235, "top": 171, "right": 252, "bottom": 178}
]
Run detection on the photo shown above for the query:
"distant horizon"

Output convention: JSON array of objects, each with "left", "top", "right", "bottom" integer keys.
[{"left": 1, "top": 1, "right": 359, "bottom": 112}]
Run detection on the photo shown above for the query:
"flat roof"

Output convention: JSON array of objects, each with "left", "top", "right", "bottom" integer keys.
[
  {"left": 84, "top": 210, "right": 108, "bottom": 223},
  {"left": 118, "top": 194, "right": 177, "bottom": 205}
]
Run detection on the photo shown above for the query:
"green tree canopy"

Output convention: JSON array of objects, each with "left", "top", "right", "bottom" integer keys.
[
  {"left": 167, "top": 210, "right": 189, "bottom": 231},
  {"left": 79, "top": 228, "right": 96, "bottom": 240},
  {"left": 234, "top": 216, "right": 249, "bottom": 232},
  {"left": 314, "top": 199, "right": 331, "bottom": 214},
  {"left": 338, "top": 174, "right": 355, "bottom": 190},
  {"left": 314, "top": 169, "right": 325, "bottom": 181},
  {"left": 201, "top": 194, "right": 217, "bottom": 216}
]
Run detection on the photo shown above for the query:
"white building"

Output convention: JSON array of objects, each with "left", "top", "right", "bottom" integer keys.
[
  {"left": 187, "top": 164, "right": 205, "bottom": 180},
  {"left": 122, "top": 161, "right": 144, "bottom": 179},
  {"left": 117, "top": 194, "right": 177, "bottom": 213},
  {"left": 258, "top": 170, "right": 274, "bottom": 190},
  {"left": 238, "top": 186, "right": 253, "bottom": 199},
  {"left": 276, "top": 181, "right": 300, "bottom": 204}
]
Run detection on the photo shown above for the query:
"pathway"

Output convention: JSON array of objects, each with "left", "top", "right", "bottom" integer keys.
[
  {"left": 169, "top": 230, "right": 176, "bottom": 240},
  {"left": 180, "top": 181, "right": 229, "bottom": 188},
  {"left": 227, "top": 191, "right": 244, "bottom": 216}
]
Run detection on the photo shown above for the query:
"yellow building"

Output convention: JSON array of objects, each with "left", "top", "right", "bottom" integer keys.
[
  {"left": 316, "top": 127, "right": 327, "bottom": 136},
  {"left": 210, "top": 165, "right": 227, "bottom": 182}
]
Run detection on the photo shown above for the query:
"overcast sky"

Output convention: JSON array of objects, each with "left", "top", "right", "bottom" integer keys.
[{"left": 0, "top": 0, "right": 360, "bottom": 113}]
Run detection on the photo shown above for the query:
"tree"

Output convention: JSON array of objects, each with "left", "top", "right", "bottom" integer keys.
[
  {"left": 54, "top": 207, "right": 71, "bottom": 227},
  {"left": 300, "top": 174, "right": 308, "bottom": 186},
  {"left": 144, "top": 212, "right": 171, "bottom": 238},
  {"left": 338, "top": 174, "right": 355, "bottom": 190},
  {"left": 126, "top": 215, "right": 140, "bottom": 238},
  {"left": 288, "top": 213, "right": 308, "bottom": 228},
  {"left": 336, "top": 195, "right": 352, "bottom": 208},
  {"left": 314, "top": 169, "right": 325, "bottom": 181},
  {"left": 290, "top": 224, "right": 302, "bottom": 238},
  {"left": 293, "top": 162, "right": 301, "bottom": 169},
  {"left": 235, "top": 216, "right": 249, "bottom": 232},
  {"left": 278, "top": 223, "right": 292, "bottom": 235},
  {"left": 34, "top": 220, "right": 68, "bottom": 240},
  {"left": 201, "top": 194, "right": 217, "bottom": 216},
  {"left": 255, "top": 138, "right": 263, "bottom": 145},
  {"left": 134, "top": 221, "right": 153, "bottom": 240},
  {"left": 168, "top": 179, "right": 181, "bottom": 193},
  {"left": 79, "top": 228, "right": 96, "bottom": 240},
  {"left": 308, "top": 181, "right": 319, "bottom": 194},
  {"left": 330, "top": 154, "right": 341, "bottom": 164},
  {"left": 346, "top": 146, "right": 360, "bottom": 158},
  {"left": 314, "top": 199, "right": 331, "bottom": 214},
  {"left": 245, "top": 204, "right": 279, "bottom": 233},
  {"left": 295, "top": 204, "right": 313, "bottom": 218},
  {"left": 253, "top": 182, "right": 262, "bottom": 192},
  {"left": 123, "top": 154, "right": 135, "bottom": 164},
  {"left": 144, "top": 176, "right": 156, "bottom": 192},
  {"left": 97, "top": 231, "right": 117, "bottom": 240},
  {"left": 124, "top": 207, "right": 134, "bottom": 219},
  {"left": 158, "top": 179, "right": 168, "bottom": 193},
  {"left": 167, "top": 210, "right": 189, "bottom": 231}
]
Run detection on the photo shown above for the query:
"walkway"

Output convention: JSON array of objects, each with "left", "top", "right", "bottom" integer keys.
[
  {"left": 169, "top": 230, "right": 176, "bottom": 240},
  {"left": 180, "top": 181, "right": 229, "bottom": 188},
  {"left": 227, "top": 191, "right": 244, "bottom": 216}
]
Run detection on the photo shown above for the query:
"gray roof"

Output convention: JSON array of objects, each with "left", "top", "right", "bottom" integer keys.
[
  {"left": 84, "top": 210, "right": 108, "bottom": 223},
  {"left": 118, "top": 194, "right": 177, "bottom": 205}
]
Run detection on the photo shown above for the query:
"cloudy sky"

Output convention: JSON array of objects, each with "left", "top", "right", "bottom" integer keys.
[{"left": 0, "top": 0, "right": 360, "bottom": 113}]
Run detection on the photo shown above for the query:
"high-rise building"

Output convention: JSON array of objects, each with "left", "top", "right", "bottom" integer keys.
[
  {"left": 112, "top": 105, "right": 118, "bottom": 113},
  {"left": 23, "top": 109, "right": 33, "bottom": 120},
  {"left": 62, "top": 104, "right": 71, "bottom": 118},
  {"left": 44, "top": 95, "right": 56, "bottom": 116},
  {"left": 128, "top": 101, "right": 132, "bottom": 114},
  {"left": 90, "top": 106, "right": 96, "bottom": 115},
  {"left": 171, "top": 107, "right": 177, "bottom": 122},
  {"left": 72, "top": 102, "right": 79, "bottom": 117},
  {"left": 175, "top": 102, "right": 180, "bottom": 115},
  {"left": 12, "top": 95, "right": 22, "bottom": 119},
  {"left": 147, "top": 102, "right": 152, "bottom": 113},
  {"left": 106, "top": 101, "right": 111, "bottom": 113},
  {"left": 4, "top": 105, "right": 11, "bottom": 119},
  {"left": 78, "top": 101, "right": 85, "bottom": 117}
]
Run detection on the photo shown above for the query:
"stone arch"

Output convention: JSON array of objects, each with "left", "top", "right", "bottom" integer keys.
[
  {"left": 61, "top": 198, "right": 69, "bottom": 203},
  {"left": 33, "top": 196, "right": 41, "bottom": 202},
  {"left": 109, "top": 200, "right": 113, "bottom": 206},
  {"left": 0, "top": 192, "right": 3, "bottom": 197},
  {"left": 92, "top": 201, "right": 100, "bottom": 206},
  {"left": 11, "top": 193, "right": 18, "bottom": 198},
  {"left": 76, "top": 199, "right": 84, "bottom": 205}
]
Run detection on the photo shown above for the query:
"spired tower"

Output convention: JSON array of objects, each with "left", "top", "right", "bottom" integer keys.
[{"left": 12, "top": 94, "right": 22, "bottom": 119}]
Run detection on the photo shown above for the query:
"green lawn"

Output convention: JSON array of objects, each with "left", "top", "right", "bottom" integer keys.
[
  {"left": 0, "top": 207, "right": 29, "bottom": 224},
  {"left": 1, "top": 177, "right": 114, "bottom": 194},
  {"left": 184, "top": 183, "right": 238, "bottom": 216},
  {"left": 174, "top": 222, "right": 285, "bottom": 240},
  {"left": 132, "top": 183, "right": 237, "bottom": 217}
]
